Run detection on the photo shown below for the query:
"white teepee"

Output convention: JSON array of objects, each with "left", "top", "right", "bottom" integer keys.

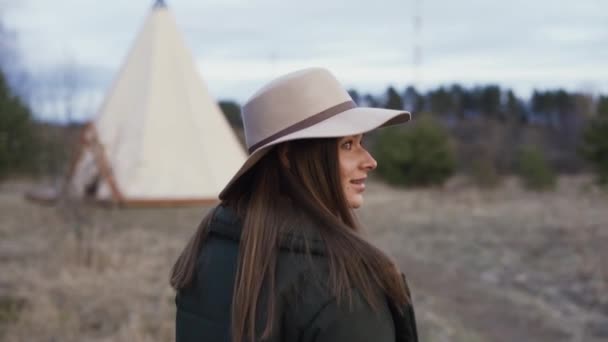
[{"left": 69, "top": 1, "right": 246, "bottom": 206}]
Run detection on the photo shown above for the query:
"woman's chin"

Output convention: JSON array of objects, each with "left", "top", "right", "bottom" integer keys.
[{"left": 347, "top": 195, "right": 364, "bottom": 209}]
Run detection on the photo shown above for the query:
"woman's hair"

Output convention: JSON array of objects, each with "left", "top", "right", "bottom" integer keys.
[{"left": 170, "top": 138, "right": 409, "bottom": 342}]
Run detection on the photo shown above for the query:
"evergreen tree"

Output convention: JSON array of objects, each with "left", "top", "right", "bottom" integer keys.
[
  {"left": 403, "top": 86, "right": 423, "bottom": 113},
  {"left": 347, "top": 89, "right": 361, "bottom": 105},
  {"left": 581, "top": 96, "right": 608, "bottom": 184},
  {"left": 449, "top": 84, "right": 465, "bottom": 118},
  {"left": 219, "top": 100, "right": 243, "bottom": 129},
  {"left": 363, "top": 93, "right": 380, "bottom": 107},
  {"left": 461, "top": 88, "right": 478, "bottom": 118},
  {"left": 0, "top": 68, "right": 38, "bottom": 178},
  {"left": 384, "top": 86, "right": 403, "bottom": 110},
  {"left": 428, "top": 86, "right": 452, "bottom": 116},
  {"left": 506, "top": 90, "right": 525, "bottom": 123},
  {"left": 596, "top": 95, "right": 608, "bottom": 118},
  {"left": 480, "top": 85, "right": 501, "bottom": 119}
]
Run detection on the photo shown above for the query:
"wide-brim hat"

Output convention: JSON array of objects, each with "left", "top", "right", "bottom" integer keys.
[{"left": 219, "top": 67, "right": 412, "bottom": 199}]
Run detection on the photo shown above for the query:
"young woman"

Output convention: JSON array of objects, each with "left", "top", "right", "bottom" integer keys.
[{"left": 171, "top": 68, "right": 418, "bottom": 342}]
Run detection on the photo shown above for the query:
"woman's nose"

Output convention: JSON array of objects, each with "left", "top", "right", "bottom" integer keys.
[{"left": 362, "top": 150, "right": 377, "bottom": 171}]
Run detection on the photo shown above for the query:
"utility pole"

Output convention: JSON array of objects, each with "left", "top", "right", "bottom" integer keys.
[{"left": 413, "top": 0, "right": 423, "bottom": 89}]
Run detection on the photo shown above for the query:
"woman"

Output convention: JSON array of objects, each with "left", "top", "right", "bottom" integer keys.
[{"left": 171, "top": 68, "right": 418, "bottom": 342}]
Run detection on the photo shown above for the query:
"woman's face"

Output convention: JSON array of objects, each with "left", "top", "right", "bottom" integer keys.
[{"left": 338, "top": 134, "right": 377, "bottom": 209}]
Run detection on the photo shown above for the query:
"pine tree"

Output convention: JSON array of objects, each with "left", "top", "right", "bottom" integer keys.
[
  {"left": 384, "top": 86, "right": 403, "bottom": 110},
  {"left": 0, "top": 68, "right": 38, "bottom": 178}
]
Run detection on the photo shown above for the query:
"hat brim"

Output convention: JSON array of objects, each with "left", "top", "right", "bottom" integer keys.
[{"left": 219, "top": 107, "right": 411, "bottom": 199}]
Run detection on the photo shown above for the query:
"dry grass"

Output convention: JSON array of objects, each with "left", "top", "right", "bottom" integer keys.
[
  {"left": 362, "top": 175, "right": 608, "bottom": 341},
  {"left": 0, "top": 176, "right": 607, "bottom": 341},
  {"left": 0, "top": 181, "right": 206, "bottom": 341}
]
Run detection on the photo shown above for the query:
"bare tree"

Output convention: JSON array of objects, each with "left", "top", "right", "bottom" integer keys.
[
  {"left": 0, "top": 3, "right": 31, "bottom": 102},
  {"left": 31, "top": 60, "right": 96, "bottom": 125}
]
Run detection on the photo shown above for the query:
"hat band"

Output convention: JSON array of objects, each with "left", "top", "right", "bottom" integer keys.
[{"left": 248, "top": 100, "right": 356, "bottom": 154}]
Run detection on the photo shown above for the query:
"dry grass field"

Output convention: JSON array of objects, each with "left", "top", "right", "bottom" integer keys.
[{"left": 1, "top": 176, "right": 607, "bottom": 341}]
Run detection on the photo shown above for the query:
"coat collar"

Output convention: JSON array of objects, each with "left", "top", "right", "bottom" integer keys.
[{"left": 209, "top": 204, "right": 327, "bottom": 256}]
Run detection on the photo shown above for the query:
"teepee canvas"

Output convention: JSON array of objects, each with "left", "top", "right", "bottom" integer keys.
[{"left": 69, "top": 1, "right": 246, "bottom": 206}]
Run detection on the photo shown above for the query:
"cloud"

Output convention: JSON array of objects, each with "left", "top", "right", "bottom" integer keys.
[{"left": 5, "top": 0, "right": 608, "bottom": 119}]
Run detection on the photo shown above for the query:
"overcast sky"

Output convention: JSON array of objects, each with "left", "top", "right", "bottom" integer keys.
[{"left": 3, "top": 0, "right": 608, "bottom": 121}]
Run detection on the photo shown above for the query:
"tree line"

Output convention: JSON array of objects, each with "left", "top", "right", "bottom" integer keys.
[
  {"left": 349, "top": 85, "right": 595, "bottom": 126},
  {"left": 221, "top": 84, "right": 608, "bottom": 189}
]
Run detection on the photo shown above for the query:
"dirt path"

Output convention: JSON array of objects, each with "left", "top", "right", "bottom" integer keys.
[
  {"left": 376, "top": 238, "right": 571, "bottom": 342},
  {"left": 360, "top": 178, "right": 608, "bottom": 342}
]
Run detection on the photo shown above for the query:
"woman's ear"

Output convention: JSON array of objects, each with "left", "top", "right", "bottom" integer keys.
[{"left": 278, "top": 144, "right": 290, "bottom": 169}]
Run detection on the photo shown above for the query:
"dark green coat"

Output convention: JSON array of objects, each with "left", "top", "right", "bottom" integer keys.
[{"left": 175, "top": 205, "right": 418, "bottom": 342}]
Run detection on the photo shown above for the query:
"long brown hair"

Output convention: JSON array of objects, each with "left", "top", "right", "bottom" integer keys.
[{"left": 170, "top": 138, "right": 409, "bottom": 341}]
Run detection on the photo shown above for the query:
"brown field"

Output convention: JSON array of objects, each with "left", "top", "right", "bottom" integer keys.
[{"left": 1, "top": 176, "right": 607, "bottom": 341}]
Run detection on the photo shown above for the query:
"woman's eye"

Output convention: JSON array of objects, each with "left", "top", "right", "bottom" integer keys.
[{"left": 342, "top": 141, "right": 353, "bottom": 150}]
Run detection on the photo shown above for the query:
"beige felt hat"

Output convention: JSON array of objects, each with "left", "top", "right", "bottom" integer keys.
[{"left": 219, "top": 67, "right": 412, "bottom": 199}]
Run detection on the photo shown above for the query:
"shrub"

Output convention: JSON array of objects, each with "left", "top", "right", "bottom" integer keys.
[
  {"left": 373, "top": 115, "right": 455, "bottom": 187},
  {"left": 516, "top": 145, "right": 556, "bottom": 190},
  {"left": 580, "top": 97, "right": 608, "bottom": 185}
]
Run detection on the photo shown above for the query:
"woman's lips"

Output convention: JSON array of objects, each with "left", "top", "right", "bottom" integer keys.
[{"left": 350, "top": 178, "right": 366, "bottom": 192}]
